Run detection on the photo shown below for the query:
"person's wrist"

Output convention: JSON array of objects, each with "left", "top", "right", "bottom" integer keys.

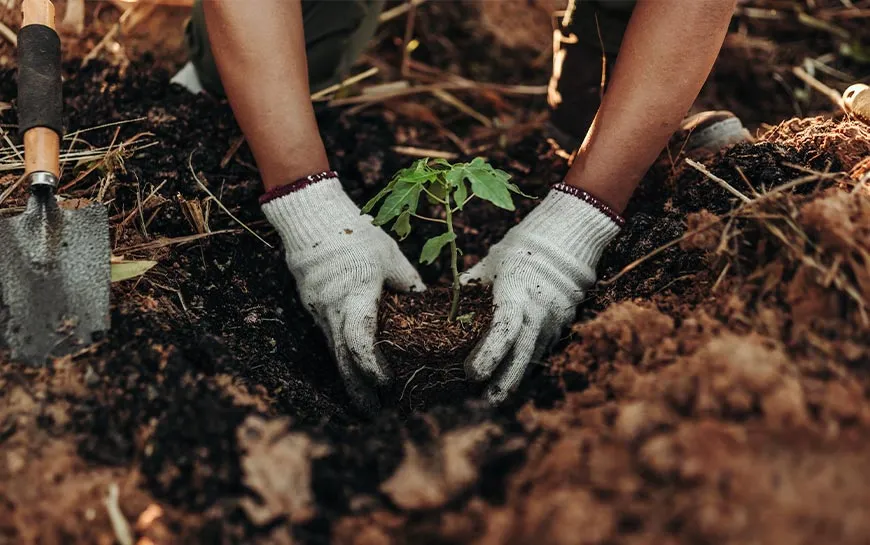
[{"left": 256, "top": 134, "right": 330, "bottom": 192}]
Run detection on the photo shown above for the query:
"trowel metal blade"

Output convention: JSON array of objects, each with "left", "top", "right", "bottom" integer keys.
[{"left": 0, "top": 192, "right": 110, "bottom": 365}]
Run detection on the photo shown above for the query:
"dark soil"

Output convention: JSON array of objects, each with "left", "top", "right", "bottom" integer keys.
[
  {"left": 2, "top": 1, "right": 870, "bottom": 544},
  {"left": 378, "top": 284, "right": 494, "bottom": 412}
]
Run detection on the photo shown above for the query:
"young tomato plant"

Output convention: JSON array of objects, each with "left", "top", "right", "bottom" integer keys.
[{"left": 362, "top": 157, "right": 526, "bottom": 321}]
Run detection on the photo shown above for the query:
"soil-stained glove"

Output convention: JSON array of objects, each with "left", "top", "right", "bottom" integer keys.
[
  {"left": 462, "top": 185, "right": 622, "bottom": 404},
  {"left": 261, "top": 174, "right": 425, "bottom": 414}
]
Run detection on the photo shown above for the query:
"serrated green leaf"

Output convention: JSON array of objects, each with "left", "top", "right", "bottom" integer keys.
[
  {"left": 506, "top": 182, "right": 535, "bottom": 199},
  {"left": 430, "top": 158, "right": 453, "bottom": 170},
  {"left": 461, "top": 158, "right": 515, "bottom": 210},
  {"left": 396, "top": 159, "right": 440, "bottom": 184},
  {"left": 393, "top": 210, "right": 412, "bottom": 239},
  {"left": 419, "top": 231, "right": 456, "bottom": 265},
  {"left": 373, "top": 180, "right": 422, "bottom": 225},
  {"left": 111, "top": 260, "right": 157, "bottom": 282},
  {"left": 361, "top": 178, "right": 398, "bottom": 215}
]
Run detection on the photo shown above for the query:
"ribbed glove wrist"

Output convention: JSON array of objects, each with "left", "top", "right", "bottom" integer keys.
[
  {"left": 261, "top": 177, "right": 364, "bottom": 255},
  {"left": 509, "top": 188, "right": 622, "bottom": 270}
]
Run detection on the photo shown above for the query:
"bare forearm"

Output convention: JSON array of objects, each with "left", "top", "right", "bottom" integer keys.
[
  {"left": 564, "top": 0, "right": 736, "bottom": 212},
  {"left": 203, "top": 0, "right": 329, "bottom": 190}
]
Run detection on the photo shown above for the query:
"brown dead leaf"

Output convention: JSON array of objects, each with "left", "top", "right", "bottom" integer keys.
[
  {"left": 380, "top": 423, "right": 501, "bottom": 511},
  {"left": 237, "top": 416, "right": 330, "bottom": 526}
]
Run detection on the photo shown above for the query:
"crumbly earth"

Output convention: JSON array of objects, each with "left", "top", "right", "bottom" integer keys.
[
  {"left": 378, "top": 285, "right": 494, "bottom": 412},
  {"left": 1, "top": 1, "right": 870, "bottom": 544}
]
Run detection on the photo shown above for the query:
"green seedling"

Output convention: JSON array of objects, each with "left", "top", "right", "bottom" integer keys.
[{"left": 363, "top": 157, "right": 527, "bottom": 321}]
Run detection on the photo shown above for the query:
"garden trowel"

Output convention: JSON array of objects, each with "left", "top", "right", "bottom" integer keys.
[{"left": 0, "top": 0, "right": 109, "bottom": 365}]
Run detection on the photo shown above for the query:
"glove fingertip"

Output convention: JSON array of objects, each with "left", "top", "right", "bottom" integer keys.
[
  {"left": 336, "top": 346, "right": 383, "bottom": 416},
  {"left": 464, "top": 339, "right": 501, "bottom": 382},
  {"left": 484, "top": 383, "right": 509, "bottom": 406},
  {"left": 459, "top": 263, "right": 487, "bottom": 286},
  {"left": 409, "top": 279, "right": 427, "bottom": 293}
]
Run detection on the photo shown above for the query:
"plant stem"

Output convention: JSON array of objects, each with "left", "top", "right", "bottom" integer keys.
[
  {"left": 445, "top": 202, "right": 461, "bottom": 321},
  {"left": 410, "top": 213, "right": 447, "bottom": 224}
]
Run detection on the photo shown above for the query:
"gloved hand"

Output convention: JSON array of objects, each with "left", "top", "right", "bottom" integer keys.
[
  {"left": 462, "top": 184, "right": 622, "bottom": 404},
  {"left": 261, "top": 174, "right": 425, "bottom": 414}
]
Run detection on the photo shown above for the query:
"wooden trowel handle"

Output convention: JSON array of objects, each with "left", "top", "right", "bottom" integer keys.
[
  {"left": 19, "top": 0, "right": 60, "bottom": 179},
  {"left": 844, "top": 84, "right": 870, "bottom": 124}
]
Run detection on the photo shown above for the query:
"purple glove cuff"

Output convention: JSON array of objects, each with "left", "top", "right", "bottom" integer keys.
[
  {"left": 552, "top": 183, "right": 626, "bottom": 228},
  {"left": 259, "top": 170, "right": 339, "bottom": 205}
]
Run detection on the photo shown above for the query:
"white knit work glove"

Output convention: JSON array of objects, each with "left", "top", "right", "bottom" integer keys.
[
  {"left": 461, "top": 187, "right": 621, "bottom": 404},
  {"left": 261, "top": 176, "right": 425, "bottom": 414}
]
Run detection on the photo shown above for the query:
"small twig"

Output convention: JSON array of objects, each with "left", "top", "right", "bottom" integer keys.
[
  {"left": 686, "top": 158, "right": 751, "bottom": 204},
  {"left": 114, "top": 179, "right": 167, "bottom": 228},
  {"left": 430, "top": 89, "right": 492, "bottom": 127},
  {"left": 378, "top": 0, "right": 427, "bottom": 24},
  {"left": 65, "top": 117, "right": 149, "bottom": 137},
  {"left": 0, "top": 129, "right": 23, "bottom": 165},
  {"left": 145, "top": 278, "right": 190, "bottom": 314},
  {"left": 220, "top": 135, "right": 246, "bottom": 169},
  {"left": 792, "top": 66, "right": 845, "bottom": 109},
  {"left": 600, "top": 171, "right": 829, "bottom": 287},
  {"left": 0, "top": 20, "right": 16, "bottom": 47},
  {"left": 82, "top": 11, "right": 127, "bottom": 67},
  {"left": 392, "top": 145, "right": 458, "bottom": 160},
  {"left": 310, "top": 67, "right": 379, "bottom": 101},
  {"left": 809, "top": 56, "right": 855, "bottom": 82},
  {"left": 734, "top": 165, "right": 760, "bottom": 197},
  {"left": 115, "top": 229, "right": 240, "bottom": 253},
  {"left": 599, "top": 219, "right": 722, "bottom": 286},
  {"left": 0, "top": 174, "right": 25, "bottom": 207},
  {"left": 400, "top": 0, "right": 418, "bottom": 78},
  {"left": 711, "top": 261, "right": 731, "bottom": 292},
  {"left": 188, "top": 150, "right": 273, "bottom": 248},
  {"left": 329, "top": 81, "right": 547, "bottom": 107},
  {"left": 104, "top": 484, "right": 133, "bottom": 545},
  {"left": 81, "top": 3, "right": 154, "bottom": 67},
  {"left": 796, "top": 10, "right": 852, "bottom": 40}
]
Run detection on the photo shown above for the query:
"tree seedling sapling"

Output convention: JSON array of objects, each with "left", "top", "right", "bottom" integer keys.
[{"left": 362, "top": 157, "right": 528, "bottom": 321}]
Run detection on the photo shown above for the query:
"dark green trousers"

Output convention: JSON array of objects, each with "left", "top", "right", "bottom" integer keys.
[
  {"left": 568, "top": 0, "right": 635, "bottom": 54},
  {"left": 185, "top": 0, "right": 385, "bottom": 96},
  {"left": 549, "top": 0, "right": 636, "bottom": 143}
]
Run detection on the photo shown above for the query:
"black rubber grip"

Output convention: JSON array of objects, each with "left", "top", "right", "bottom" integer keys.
[{"left": 17, "top": 24, "right": 63, "bottom": 137}]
